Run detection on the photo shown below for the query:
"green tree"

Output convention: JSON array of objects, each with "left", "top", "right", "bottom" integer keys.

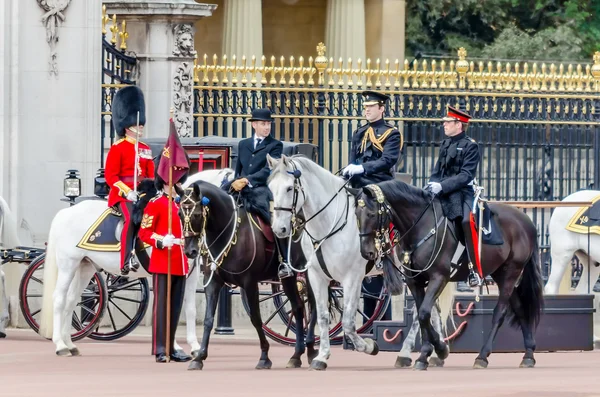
[{"left": 404, "top": 0, "right": 600, "bottom": 62}]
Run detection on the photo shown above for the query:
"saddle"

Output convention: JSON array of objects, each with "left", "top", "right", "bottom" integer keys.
[{"left": 472, "top": 201, "right": 504, "bottom": 246}]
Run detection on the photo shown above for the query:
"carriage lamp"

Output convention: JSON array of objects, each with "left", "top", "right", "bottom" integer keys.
[
  {"left": 63, "top": 169, "right": 81, "bottom": 201},
  {"left": 94, "top": 168, "right": 109, "bottom": 199}
]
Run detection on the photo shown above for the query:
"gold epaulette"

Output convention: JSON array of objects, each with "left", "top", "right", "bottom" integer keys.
[{"left": 112, "top": 138, "right": 125, "bottom": 146}]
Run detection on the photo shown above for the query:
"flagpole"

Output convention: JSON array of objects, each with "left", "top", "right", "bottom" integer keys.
[{"left": 166, "top": 108, "right": 174, "bottom": 363}]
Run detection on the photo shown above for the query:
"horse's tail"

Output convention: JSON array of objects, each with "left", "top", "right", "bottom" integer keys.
[
  {"left": 327, "top": 284, "right": 341, "bottom": 321},
  {"left": 39, "top": 213, "right": 61, "bottom": 339},
  {"left": 0, "top": 196, "right": 21, "bottom": 248},
  {"left": 508, "top": 237, "right": 545, "bottom": 330},
  {"left": 437, "top": 281, "right": 456, "bottom": 336},
  {"left": 381, "top": 254, "right": 404, "bottom": 296}
]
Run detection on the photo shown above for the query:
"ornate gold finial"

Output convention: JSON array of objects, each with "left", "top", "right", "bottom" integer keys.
[
  {"left": 109, "top": 14, "right": 119, "bottom": 46},
  {"left": 314, "top": 42, "right": 328, "bottom": 86},
  {"left": 455, "top": 47, "right": 469, "bottom": 89},
  {"left": 119, "top": 20, "right": 128, "bottom": 51},
  {"left": 591, "top": 51, "right": 600, "bottom": 92},
  {"left": 101, "top": 5, "right": 109, "bottom": 36}
]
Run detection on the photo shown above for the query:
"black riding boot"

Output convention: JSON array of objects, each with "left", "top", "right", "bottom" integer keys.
[
  {"left": 460, "top": 202, "right": 483, "bottom": 288},
  {"left": 275, "top": 236, "right": 294, "bottom": 279}
]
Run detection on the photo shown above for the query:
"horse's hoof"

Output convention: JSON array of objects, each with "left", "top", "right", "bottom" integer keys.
[
  {"left": 187, "top": 360, "right": 203, "bottom": 371},
  {"left": 428, "top": 357, "right": 445, "bottom": 367},
  {"left": 368, "top": 341, "right": 379, "bottom": 356},
  {"left": 255, "top": 359, "right": 272, "bottom": 370},
  {"left": 473, "top": 358, "right": 488, "bottom": 369},
  {"left": 0, "top": 332, "right": 6, "bottom": 338},
  {"left": 69, "top": 348, "right": 81, "bottom": 357},
  {"left": 519, "top": 358, "right": 536, "bottom": 368},
  {"left": 191, "top": 350, "right": 199, "bottom": 359},
  {"left": 435, "top": 344, "right": 450, "bottom": 360},
  {"left": 413, "top": 360, "right": 428, "bottom": 371},
  {"left": 286, "top": 358, "right": 302, "bottom": 368},
  {"left": 56, "top": 348, "right": 71, "bottom": 357},
  {"left": 395, "top": 356, "right": 412, "bottom": 368},
  {"left": 308, "top": 360, "right": 327, "bottom": 371},
  {"left": 307, "top": 348, "right": 318, "bottom": 365}
]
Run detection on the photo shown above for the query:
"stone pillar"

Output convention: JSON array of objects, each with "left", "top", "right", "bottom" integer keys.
[
  {"left": 325, "top": 0, "right": 366, "bottom": 66},
  {"left": 0, "top": 0, "right": 103, "bottom": 327},
  {"left": 222, "top": 0, "right": 263, "bottom": 62},
  {"left": 379, "top": 0, "right": 405, "bottom": 64},
  {"left": 103, "top": 0, "right": 217, "bottom": 138}
]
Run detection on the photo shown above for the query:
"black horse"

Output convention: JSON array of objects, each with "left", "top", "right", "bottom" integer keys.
[
  {"left": 350, "top": 181, "right": 544, "bottom": 370},
  {"left": 179, "top": 180, "right": 318, "bottom": 370}
]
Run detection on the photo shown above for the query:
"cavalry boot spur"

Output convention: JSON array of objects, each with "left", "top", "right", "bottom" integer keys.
[{"left": 278, "top": 263, "right": 294, "bottom": 279}]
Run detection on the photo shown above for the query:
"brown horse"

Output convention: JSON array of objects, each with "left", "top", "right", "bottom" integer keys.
[{"left": 349, "top": 180, "right": 544, "bottom": 370}]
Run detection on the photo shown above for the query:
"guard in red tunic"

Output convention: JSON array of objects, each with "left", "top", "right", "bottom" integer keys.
[
  {"left": 138, "top": 171, "right": 191, "bottom": 363},
  {"left": 104, "top": 86, "right": 155, "bottom": 275}
]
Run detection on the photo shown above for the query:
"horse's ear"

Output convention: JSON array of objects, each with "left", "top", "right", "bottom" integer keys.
[
  {"left": 345, "top": 187, "right": 360, "bottom": 197},
  {"left": 266, "top": 154, "right": 279, "bottom": 170},
  {"left": 192, "top": 182, "right": 201, "bottom": 198},
  {"left": 174, "top": 184, "right": 185, "bottom": 197}
]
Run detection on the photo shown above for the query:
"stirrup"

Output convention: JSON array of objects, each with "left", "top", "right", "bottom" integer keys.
[
  {"left": 467, "top": 272, "right": 482, "bottom": 288},
  {"left": 121, "top": 255, "right": 139, "bottom": 275},
  {"left": 278, "top": 263, "right": 294, "bottom": 279}
]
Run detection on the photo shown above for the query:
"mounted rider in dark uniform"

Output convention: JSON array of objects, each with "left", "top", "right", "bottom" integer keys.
[
  {"left": 427, "top": 105, "right": 483, "bottom": 288},
  {"left": 222, "top": 108, "right": 294, "bottom": 280},
  {"left": 343, "top": 90, "right": 403, "bottom": 321}
]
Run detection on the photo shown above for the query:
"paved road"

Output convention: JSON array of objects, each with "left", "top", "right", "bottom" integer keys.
[{"left": 0, "top": 328, "right": 598, "bottom": 397}]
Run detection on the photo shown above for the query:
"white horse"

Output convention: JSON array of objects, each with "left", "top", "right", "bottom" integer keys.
[
  {"left": 544, "top": 189, "right": 600, "bottom": 344},
  {"left": 38, "top": 168, "right": 233, "bottom": 356},
  {"left": 0, "top": 195, "right": 22, "bottom": 338},
  {"left": 266, "top": 154, "right": 454, "bottom": 370}
]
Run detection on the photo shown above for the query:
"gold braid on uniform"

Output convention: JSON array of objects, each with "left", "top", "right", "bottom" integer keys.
[{"left": 360, "top": 127, "right": 402, "bottom": 153}]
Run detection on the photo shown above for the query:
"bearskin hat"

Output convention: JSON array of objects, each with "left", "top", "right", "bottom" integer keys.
[
  {"left": 153, "top": 152, "right": 191, "bottom": 191},
  {"left": 112, "top": 85, "right": 146, "bottom": 137}
]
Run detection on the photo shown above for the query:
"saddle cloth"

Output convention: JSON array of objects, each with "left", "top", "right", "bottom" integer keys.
[
  {"left": 472, "top": 201, "right": 504, "bottom": 246},
  {"left": 76, "top": 206, "right": 151, "bottom": 252},
  {"left": 76, "top": 207, "right": 123, "bottom": 252},
  {"left": 565, "top": 193, "right": 600, "bottom": 235}
]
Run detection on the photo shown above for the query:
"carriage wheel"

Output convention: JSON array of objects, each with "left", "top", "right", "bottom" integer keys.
[
  {"left": 240, "top": 274, "right": 391, "bottom": 346},
  {"left": 19, "top": 254, "right": 108, "bottom": 342},
  {"left": 86, "top": 274, "right": 149, "bottom": 341}
]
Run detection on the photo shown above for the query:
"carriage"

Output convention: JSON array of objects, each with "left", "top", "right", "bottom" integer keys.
[{"left": 8, "top": 137, "right": 391, "bottom": 347}]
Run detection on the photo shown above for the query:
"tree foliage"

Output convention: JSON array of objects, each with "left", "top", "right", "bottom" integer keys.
[{"left": 405, "top": 0, "right": 600, "bottom": 62}]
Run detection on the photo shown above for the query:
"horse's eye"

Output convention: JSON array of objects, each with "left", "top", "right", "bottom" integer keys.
[{"left": 286, "top": 186, "right": 293, "bottom": 193}]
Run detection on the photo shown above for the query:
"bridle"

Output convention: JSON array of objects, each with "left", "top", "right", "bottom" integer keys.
[
  {"left": 271, "top": 159, "right": 352, "bottom": 272},
  {"left": 180, "top": 186, "right": 256, "bottom": 287},
  {"left": 357, "top": 184, "right": 448, "bottom": 279}
]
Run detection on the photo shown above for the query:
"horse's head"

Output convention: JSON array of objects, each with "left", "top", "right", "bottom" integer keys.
[
  {"left": 178, "top": 181, "right": 211, "bottom": 259},
  {"left": 267, "top": 154, "right": 306, "bottom": 238},
  {"left": 348, "top": 185, "right": 392, "bottom": 261}
]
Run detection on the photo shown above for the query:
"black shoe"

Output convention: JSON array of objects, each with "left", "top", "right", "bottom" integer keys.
[
  {"left": 278, "top": 264, "right": 294, "bottom": 279},
  {"left": 121, "top": 256, "right": 139, "bottom": 275},
  {"left": 155, "top": 353, "right": 167, "bottom": 363},
  {"left": 170, "top": 351, "right": 192, "bottom": 362},
  {"left": 467, "top": 272, "right": 483, "bottom": 288}
]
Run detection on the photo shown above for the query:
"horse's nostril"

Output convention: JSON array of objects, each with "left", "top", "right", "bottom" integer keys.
[{"left": 281, "top": 227, "right": 287, "bottom": 234}]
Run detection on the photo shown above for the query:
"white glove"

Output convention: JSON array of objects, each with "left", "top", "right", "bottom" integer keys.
[
  {"left": 162, "top": 234, "right": 175, "bottom": 248},
  {"left": 126, "top": 191, "right": 139, "bottom": 202},
  {"left": 428, "top": 182, "right": 442, "bottom": 195},
  {"left": 343, "top": 164, "right": 365, "bottom": 177}
]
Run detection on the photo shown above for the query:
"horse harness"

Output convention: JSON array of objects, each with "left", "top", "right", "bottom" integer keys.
[
  {"left": 358, "top": 184, "right": 448, "bottom": 279},
  {"left": 272, "top": 161, "right": 352, "bottom": 280},
  {"left": 180, "top": 188, "right": 264, "bottom": 286}
]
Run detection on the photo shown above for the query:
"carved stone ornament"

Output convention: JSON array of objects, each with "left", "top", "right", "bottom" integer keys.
[
  {"left": 37, "top": 0, "right": 72, "bottom": 76},
  {"left": 172, "top": 62, "right": 194, "bottom": 137},
  {"left": 173, "top": 24, "right": 197, "bottom": 58}
]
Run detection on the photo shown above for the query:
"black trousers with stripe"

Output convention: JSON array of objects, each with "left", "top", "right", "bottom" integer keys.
[{"left": 152, "top": 273, "right": 185, "bottom": 356}]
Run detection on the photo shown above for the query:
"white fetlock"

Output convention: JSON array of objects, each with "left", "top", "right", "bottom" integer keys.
[{"left": 364, "top": 338, "right": 376, "bottom": 354}]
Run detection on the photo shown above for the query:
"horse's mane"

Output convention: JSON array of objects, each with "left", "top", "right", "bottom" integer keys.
[
  {"left": 269, "top": 154, "right": 345, "bottom": 192},
  {"left": 374, "top": 179, "right": 431, "bottom": 208}
]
